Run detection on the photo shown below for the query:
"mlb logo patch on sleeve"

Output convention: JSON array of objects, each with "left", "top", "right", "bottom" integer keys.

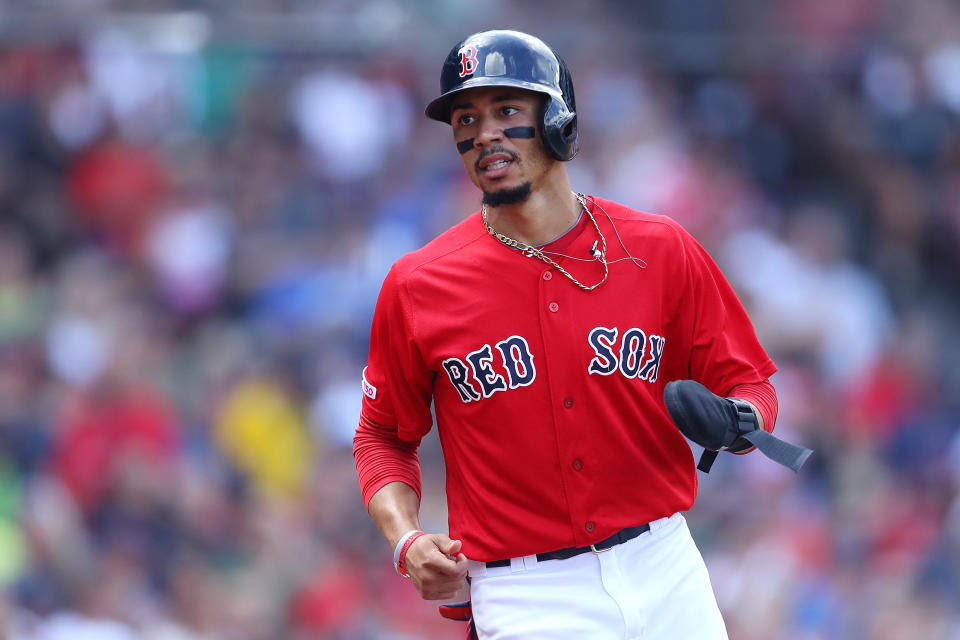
[{"left": 361, "top": 368, "right": 377, "bottom": 400}]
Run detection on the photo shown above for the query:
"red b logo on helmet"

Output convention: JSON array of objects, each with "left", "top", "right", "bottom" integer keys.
[{"left": 459, "top": 46, "right": 478, "bottom": 77}]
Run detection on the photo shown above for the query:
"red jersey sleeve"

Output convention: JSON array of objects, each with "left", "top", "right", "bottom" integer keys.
[
  {"left": 678, "top": 225, "right": 777, "bottom": 395},
  {"left": 728, "top": 378, "right": 778, "bottom": 455},
  {"left": 354, "top": 412, "right": 422, "bottom": 508},
  {"left": 729, "top": 379, "right": 778, "bottom": 434},
  {"left": 353, "top": 264, "right": 435, "bottom": 508}
]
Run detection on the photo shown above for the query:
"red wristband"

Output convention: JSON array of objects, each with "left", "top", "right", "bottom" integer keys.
[{"left": 396, "top": 531, "right": 427, "bottom": 578}]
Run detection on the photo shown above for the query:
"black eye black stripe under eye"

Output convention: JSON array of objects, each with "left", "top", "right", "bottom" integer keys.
[
  {"left": 504, "top": 127, "right": 535, "bottom": 139},
  {"left": 456, "top": 126, "right": 536, "bottom": 155}
]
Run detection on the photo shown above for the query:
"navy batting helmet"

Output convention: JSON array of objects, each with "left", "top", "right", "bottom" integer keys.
[{"left": 425, "top": 30, "right": 579, "bottom": 161}]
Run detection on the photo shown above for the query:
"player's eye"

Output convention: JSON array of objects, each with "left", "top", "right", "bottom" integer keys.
[
  {"left": 456, "top": 113, "right": 476, "bottom": 127},
  {"left": 501, "top": 106, "right": 519, "bottom": 116}
]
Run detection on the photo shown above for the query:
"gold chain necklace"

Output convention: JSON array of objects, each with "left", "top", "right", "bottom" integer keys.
[{"left": 481, "top": 192, "right": 609, "bottom": 291}]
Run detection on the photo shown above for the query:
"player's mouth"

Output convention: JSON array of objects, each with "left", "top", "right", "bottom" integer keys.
[{"left": 477, "top": 150, "right": 518, "bottom": 180}]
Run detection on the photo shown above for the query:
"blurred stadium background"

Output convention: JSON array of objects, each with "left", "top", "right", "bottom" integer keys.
[{"left": 0, "top": 1, "right": 959, "bottom": 638}]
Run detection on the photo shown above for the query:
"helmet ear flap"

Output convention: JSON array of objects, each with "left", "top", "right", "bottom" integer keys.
[
  {"left": 541, "top": 97, "right": 578, "bottom": 161},
  {"left": 561, "top": 113, "right": 579, "bottom": 158},
  {"left": 545, "top": 46, "right": 578, "bottom": 160}
]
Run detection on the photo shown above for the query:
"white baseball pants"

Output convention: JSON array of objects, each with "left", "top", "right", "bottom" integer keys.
[{"left": 467, "top": 512, "right": 728, "bottom": 640}]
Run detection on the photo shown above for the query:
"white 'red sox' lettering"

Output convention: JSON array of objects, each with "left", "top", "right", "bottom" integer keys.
[
  {"left": 444, "top": 328, "right": 665, "bottom": 403},
  {"left": 587, "top": 326, "right": 665, "bottom": 382}
]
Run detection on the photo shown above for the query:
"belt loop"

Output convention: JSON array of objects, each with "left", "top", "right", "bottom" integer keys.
[
  {"left": 649, "top": 513, "right": 677, "bottom": 534},
  {"left": 521, "top": 554, "right": 538, "bottom": 570},
  {"left": 509, "top": 556, "right": 524, "bottom": 572}
]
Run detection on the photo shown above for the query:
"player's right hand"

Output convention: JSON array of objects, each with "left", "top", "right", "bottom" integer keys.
[{"left": 404, "top": 534, "right": 469, "bottom": 600}]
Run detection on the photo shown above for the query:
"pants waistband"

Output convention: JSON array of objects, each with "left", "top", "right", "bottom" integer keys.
[{"left": 485, "top": 523, "right": 651, "bottom": 568}]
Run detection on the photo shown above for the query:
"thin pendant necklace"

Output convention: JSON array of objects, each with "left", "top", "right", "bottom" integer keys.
[{"left": 481, "top": 192, "right": 609, "bottom": 291}]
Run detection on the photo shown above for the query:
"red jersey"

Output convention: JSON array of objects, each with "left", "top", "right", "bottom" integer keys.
[{"left": 355, "top": 196, "right": 776, "bottom": 561}]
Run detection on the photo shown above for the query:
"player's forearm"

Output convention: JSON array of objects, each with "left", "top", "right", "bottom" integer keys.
[
  {"left": 368, "top": 481, "right": 423, "bottom": 548},
  {"left": 727, "top": 379, "right": 778, "bottom": 432},
  {"left": 354, "top": 412, "right": 423, "bottom": 508}
]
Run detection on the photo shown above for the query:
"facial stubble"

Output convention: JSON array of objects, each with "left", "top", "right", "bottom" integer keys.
[{"left": 482, "top": 182, "right": 533, "bottom": 207}]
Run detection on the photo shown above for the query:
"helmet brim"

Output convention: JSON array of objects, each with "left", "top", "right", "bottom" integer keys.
[{"left": 425, "top": 77, "right": 563, "bottom": 123}]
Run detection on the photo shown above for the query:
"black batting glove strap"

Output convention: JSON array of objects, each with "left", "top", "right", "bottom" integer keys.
[
  {"left": 738, "top": 429, "right": 813, "bottom": 473},
  {"left": 727, "top": 397, "right": 761, "bottom": 452}
]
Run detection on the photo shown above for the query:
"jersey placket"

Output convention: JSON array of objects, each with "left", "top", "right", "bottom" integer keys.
[{"left": 536, "top": 263, "right": 601, "bottom": 547}]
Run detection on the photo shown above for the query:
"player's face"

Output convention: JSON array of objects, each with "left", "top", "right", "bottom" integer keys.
[{"left": 449, "top": 87, "right": 553, "bottom": 204}]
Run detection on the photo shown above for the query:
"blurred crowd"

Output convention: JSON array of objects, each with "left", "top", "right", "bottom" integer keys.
[{"left": 0, "top": 1, "right": 959, "bottom": 639}]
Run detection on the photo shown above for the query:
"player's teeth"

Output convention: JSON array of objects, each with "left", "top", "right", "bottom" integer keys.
[{"left": 487, "top": 160, "right": 508, "bottom": 169}]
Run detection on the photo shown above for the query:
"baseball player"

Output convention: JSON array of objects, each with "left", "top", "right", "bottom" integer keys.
[{"left": 354, "top": 30, "right": 810, "bottom": 639}]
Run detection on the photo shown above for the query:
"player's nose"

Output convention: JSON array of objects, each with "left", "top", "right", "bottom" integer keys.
[{"left": 474, "top": 115, "right": 504, "bottom": 147}]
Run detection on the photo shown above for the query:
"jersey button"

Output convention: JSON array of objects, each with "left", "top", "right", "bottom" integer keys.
[
  {"left": 572, "top": 458, "right": 583, "bottom": 471},
  {"left": 585, "top": 521, "right": 595, "bottom": 533},
  {"left": 548, "top": 302, "right": 559, "bottom": 313},
  {"left": 543, "top": 271, "right": 553, "bottom": 281},
  {"left": 563, "top": 397, "right": 574, "bottom": 408}
]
